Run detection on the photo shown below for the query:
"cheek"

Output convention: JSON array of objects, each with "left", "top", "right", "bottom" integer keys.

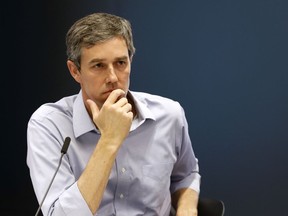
[
  {"left": 81, "top": 75, "right": 103, "bottom": 92},
  {"left": 118, "top": 74, "right": 130, "bottom": 88},
  {"left": 119, "top": 70, "right": 131, "bottom": 81}
]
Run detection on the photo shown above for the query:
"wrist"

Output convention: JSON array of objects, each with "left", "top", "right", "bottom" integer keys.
[{"left": 97, "top": 135, "right": 123, "bottom": 153}]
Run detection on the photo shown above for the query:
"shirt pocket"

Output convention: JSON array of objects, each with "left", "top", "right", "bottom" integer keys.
[
  {"left": 141, "top": 163, "right": 174, "bottom": 208},
  {"left": 143, "top": 163, "right": 174, "bottom": 182}
]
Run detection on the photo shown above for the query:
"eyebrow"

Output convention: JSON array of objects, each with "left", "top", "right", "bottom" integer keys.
[
  {"left": 88, "top": 56, "right": 129, "bottom": 65},
  {"left": 88, "top": 58, "right": 105, "bottom": 65},
  {"left": 115, "top": 56, "right": 129, "bottom": 61}
]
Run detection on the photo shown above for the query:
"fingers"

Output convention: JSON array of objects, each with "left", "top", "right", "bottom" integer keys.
[
  {"left": 105, "top": 89, "right": 126, "bottom": 105},
  {"left": 119, "top": 99, "right": 132, "bottom": 113},
  {"left": 116, "top": 97, "right": 129, "bottom": 107},
  {"left": 86, "top": 89, "right": 132, "bottom": 120},
  {"left": 105, "top": 89, "right": 132, "bottom": 113}
]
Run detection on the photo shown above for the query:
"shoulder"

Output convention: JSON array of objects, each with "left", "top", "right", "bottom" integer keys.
[
  {"left": 131, "top": 91, "right": 184, "bottom": 116},
  {"left": 132, "top": 90, "right": 179, "bottom": 103},
  {"left": 29, "top": 94, "right": 77, "bottom": 122}
]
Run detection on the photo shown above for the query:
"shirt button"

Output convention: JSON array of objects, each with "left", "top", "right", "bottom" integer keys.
[
  {"left": 121, "top": 167, "right": 126, "bottom": 173},
  {"left": 120, "top": 193, "right": 124, "bottom": 199}
]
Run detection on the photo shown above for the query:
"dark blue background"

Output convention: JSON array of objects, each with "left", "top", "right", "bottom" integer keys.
[{"left": 2, "top": 0, "right": 288, "bottom": 215}]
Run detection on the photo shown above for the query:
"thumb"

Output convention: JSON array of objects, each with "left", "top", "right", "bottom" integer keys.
[{"left": 86, "top": 99, "right": 100, "bottom": 120}]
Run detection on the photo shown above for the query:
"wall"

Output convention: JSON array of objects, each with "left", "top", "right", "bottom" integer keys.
[{"left": 2, "top": 0, "right": 288, "bottom": 215}]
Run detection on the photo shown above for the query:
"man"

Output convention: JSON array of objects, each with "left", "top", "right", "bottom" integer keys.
[{"left": 27, "top": 12, "right": 201, "bottom": 216}]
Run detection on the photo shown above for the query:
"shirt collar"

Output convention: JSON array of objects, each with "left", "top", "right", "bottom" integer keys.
[
  {"left": 128, "top": 91, "right": 156, "bottom": 122},
  {"left": 73, "top": 90, "right": 96, "bottom": 138}
]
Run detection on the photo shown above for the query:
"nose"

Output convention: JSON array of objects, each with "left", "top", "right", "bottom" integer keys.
[{"left": 106, "top": 66, "right": 118, "bottom": 83}]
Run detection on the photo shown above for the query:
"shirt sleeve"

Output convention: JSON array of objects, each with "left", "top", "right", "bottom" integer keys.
[
  {"left": 53, "top": 183, "right": 93, "bottom": 216},
  {"left": 170, "top": 105, "right": 201, "bottom": 194},
  {"left": 26, "top": 110, "right": 92, "bottom": 216}
]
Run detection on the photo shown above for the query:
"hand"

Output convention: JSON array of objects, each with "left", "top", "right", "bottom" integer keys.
[
  {"left": 176, "top": 208, "right": 197, "bottom": 216},
  {"left": 86, "top": 89, "right": 133, "bottom": 145}
]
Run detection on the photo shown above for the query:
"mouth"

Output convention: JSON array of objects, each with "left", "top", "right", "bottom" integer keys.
[
  {"left": 102, "top": 89, "right": 116, "bottom": 95},
  {"left": 104, "top": 89, "right": 114, "bottom": 93}
]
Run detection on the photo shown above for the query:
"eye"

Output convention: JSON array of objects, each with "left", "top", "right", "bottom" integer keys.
[
  {"left": 117, "top": 60, "right": 126, "bottom": 66},
  {"left": 115, "top": 60, "right": 128, "bottom": 70},
  {"left": 93, "top": 63, "right": 105, "bottom": 68}
]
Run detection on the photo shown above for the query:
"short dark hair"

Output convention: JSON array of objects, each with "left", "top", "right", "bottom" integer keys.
[{"left": 66, "top": 12, "right": 136, "bottom": 69}]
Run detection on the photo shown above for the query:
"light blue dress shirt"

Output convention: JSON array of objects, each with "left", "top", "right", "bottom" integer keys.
[{"left": 27, "top": 90, "right": 200, "bottom": 216}]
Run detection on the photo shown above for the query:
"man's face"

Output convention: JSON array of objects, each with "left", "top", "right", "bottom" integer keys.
[{"left": 74, "top": 37, "right": 131, "bottom": 109}]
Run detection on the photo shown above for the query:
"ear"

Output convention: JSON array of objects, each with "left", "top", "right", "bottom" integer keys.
[{"left": 67, "top": 60, "right": 81, "bottom": 83}]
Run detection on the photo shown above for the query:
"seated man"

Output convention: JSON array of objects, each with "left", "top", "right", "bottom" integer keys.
[{"left": 27, "top": 12, "right": 201, "bottom": 216}]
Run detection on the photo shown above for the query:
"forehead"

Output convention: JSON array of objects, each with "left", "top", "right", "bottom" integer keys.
[{"left": 81, "top": 37, "right": 128, "bottom": 59}]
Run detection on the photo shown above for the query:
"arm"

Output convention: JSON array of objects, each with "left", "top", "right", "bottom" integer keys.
[
  {"left": 170, "top": 105, "right": 200, "bottom": 216},
  {"left": 172, "top": 188, "right": 199, "bottom": 216},
  {"left": 77, "top": 89, "right": 133, "bottom": 214}
]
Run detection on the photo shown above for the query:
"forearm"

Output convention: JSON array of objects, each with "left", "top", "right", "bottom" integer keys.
[
  {"left": 77, "top": 136, "right": 120, "bottom": 214},
  {"left": 172, "top": 188, "right": 199, "bottom": 216},
  {"left": 79, "top": 91, "right": 133, "bottom": 214}
]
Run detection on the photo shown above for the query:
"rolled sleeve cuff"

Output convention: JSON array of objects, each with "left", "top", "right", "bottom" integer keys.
[
  {"left": 170, "top": 172, "right": 201, "bottom": 194},
  {"left": 54, "top": 183, "right": 93, "bottom": 216}
]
